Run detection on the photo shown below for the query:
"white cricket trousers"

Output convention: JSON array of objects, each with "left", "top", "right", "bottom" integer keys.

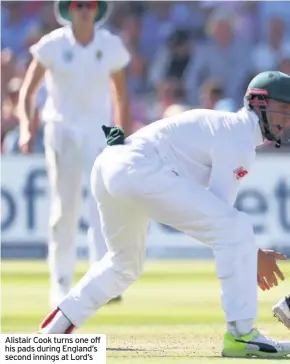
[
  {"left": 59, "top": 142, "right": 258, "bottom": 327},
  {"left": 44, "top": 123, "right": 108, "bottom": 307}
]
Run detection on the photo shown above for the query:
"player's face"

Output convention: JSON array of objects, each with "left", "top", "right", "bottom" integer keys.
[
  {"left": 267, "top": 99, "right": 290, "bottom": 139},
  {"left": 69, "top": 1, "right": 98, "bottom": 26}
]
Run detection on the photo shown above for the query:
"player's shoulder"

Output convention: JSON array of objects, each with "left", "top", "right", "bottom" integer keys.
[
  {"left": 224, "top": 109, "right": 257, "bottom": 155},
  {"left": 38, "top": 27, "right": 68, "bottom": 45},
  {"left": 170, "top": 108, "right": 218, "bottom": 128},
  {"left": 96, "top": 27, "right": 124, "bottom": 44},
  {"left": 181, "top": 108, "right": 227, "bottom": 123}
]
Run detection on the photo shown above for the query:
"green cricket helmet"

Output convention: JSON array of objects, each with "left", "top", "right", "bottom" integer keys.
[
  {"left": 54, "top": 1, "right": 112, "bottom": 27},
  {"left": 244, "top": 71, "right": 290, "bottom": 147}
]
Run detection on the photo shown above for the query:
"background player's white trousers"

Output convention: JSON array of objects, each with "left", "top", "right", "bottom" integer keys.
[
  {"left": 44, "top": 123, "right": 107, "bottom": 307},
  {"left": 59, "top": 143, "right": 258, "bottom": 327}
]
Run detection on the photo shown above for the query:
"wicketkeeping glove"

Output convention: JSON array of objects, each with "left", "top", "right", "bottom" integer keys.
[{"left": 102, "top": 125, "right": 125, "bottom": 146}]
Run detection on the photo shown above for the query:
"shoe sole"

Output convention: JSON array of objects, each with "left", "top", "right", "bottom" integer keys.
[
  {"left": 273, "top": 306, "right": 290, "bottom": 330},
  {"left": 222, "top": 349, "right": 290, "bottom": 358}
]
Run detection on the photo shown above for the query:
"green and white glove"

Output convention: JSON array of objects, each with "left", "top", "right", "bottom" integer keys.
[{"left": 102, "top": 125, "right": 125, "bottom": 146}]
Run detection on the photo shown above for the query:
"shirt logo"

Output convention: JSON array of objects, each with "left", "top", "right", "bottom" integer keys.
[
  {"left": 63, "top": 50, "right": 73, "bottom": 62},
  {"left": 234, "top": 166, "right": 248, "bottom": 180},
  {"left": 96, "top": 50, "right": 103, "bottom": 60}
]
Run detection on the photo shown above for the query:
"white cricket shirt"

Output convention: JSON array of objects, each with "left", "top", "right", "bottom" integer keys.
[
  {"left": 128, "top": 108, "right": 263, "bottom": 206},
  {"left": 30, "top": 26, "right": 130, "bottom": 144}
]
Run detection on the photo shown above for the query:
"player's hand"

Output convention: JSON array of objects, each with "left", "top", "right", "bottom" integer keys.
[
  {"left": 19, "top": 131, "right": 33, "bottom": 154},
  {"left": 257, "top": 249, "right": 286, "bottom": 291}
]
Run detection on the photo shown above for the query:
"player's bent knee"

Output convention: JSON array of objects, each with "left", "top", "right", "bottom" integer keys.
[
  {"left": 216, "top": 209, "right": 255, "bottom": 247},
  {"left": 234, "top": 210, "right": 255, "bottom": 243},
  {"left": 214, "top": 241, "right": 257, "bottom": 280},
  {"left": 116, "top": 264, "right": 143, "bottom": 282},
  {"left": 111, "top": 257, "right": 144, "bottom": 284},
  {"left": 213, "top": 211, "right": 257, "bottom": 279},
  {"left": 117, "top": 270, "right": 140, "bottom": 286}
]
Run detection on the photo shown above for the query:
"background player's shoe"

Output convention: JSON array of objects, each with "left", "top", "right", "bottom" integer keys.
[
  {"left": 273, "top": 296, "right": 290, "bottom": 330},
  {"left": 222, "top": 329, "right": 290, "bottom": 358}
]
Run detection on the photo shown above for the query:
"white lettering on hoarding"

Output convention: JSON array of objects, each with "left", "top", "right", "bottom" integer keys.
[{"left": 1, "top": 155, "right": 289, "bottom": 249}]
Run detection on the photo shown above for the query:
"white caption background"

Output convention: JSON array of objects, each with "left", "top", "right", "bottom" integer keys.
[{"left": 0, "top": 334, "right": 106, "bottom": 364}]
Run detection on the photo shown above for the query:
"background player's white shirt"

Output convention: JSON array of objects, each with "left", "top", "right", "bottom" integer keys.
[
  {"left": 30, "top": 26, "right": 130, "bottom": 145},
  {"left": 128, "top": 108, "right": 263, "bottom": 206}
]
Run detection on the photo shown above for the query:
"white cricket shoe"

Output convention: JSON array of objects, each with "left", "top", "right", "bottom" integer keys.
[
  {"left": 273, "top": 295, "right": 290, "bottom": 330},
  {"left": 222, "top": 328, "right": 290, "bottom": 358}
]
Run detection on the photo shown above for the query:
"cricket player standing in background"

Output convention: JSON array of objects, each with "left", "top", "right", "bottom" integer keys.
[
  {"left": 18, "top": 0, "right": 131, "bottom": 307},
  {"left": 39, "top": 70, "right": 290, "bottom": 358}
]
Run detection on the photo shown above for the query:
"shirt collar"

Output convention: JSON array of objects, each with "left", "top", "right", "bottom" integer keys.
[
  {"left": 64, "top": 25, "right": 97, "bottom": 47},
  {"left": 64, "top": 26, "right": 76, "bottom": 45}
]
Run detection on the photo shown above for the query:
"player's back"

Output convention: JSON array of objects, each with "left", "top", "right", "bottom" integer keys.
[{"left": 128, "top": 108, "right": 258, "bottom": 185}]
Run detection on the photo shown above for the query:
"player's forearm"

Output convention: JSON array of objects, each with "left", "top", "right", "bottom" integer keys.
[
  {"left": 115, "top": 93, "right": 132, "bottom": 137},
  {"left": 111, "top": 69, "right": 132, "bottom": 137},
  {"left": 18, "top": 59, "right": 45, "bottom": 137},
  {"left": 18, "top": 91, "right": 36, "bottom": 136}
]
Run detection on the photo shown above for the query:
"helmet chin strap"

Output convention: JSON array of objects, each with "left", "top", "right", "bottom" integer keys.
[
  {"left": 246, "top": 94, "right": 283, "bottom": 148},
  {"left": 259, "top": 109, "right": 281, "bottom": 148}
]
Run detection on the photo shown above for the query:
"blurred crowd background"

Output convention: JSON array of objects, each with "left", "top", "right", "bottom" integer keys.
[{"left": 1, "top": 1, "right": 290, "bottom": 153}]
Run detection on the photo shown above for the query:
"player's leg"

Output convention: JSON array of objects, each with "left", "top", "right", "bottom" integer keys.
[
  {"left": 83, "top": 141, "right": 123, "bottom": 303},
  {"left": 40, "top": 144, "right": 290, "bottom": 355},
  {"left": 88, "top": 145, "right": 258, "bottom": 334},
  {"left": 101, "top": 148, "right": 289, "bottom": 358},
  {"left": 86, "top": 191, "right": 122, "bottom": 303},
  {"left": 41, "top": 149, "right": 149, "bottom": 332},
  {"left": 130, "top": 163, "right": 258, "bottom": 328},
  {"left": 86, "top": 192, "right": 107, "bottom": 263},
  {"left": 44, "top": 124, "right": 83, "bottom": 308},
  {"left": 273, "top": 295, "right": 290, "bottom": 330},
  {"left": 82, "top": 141, "right": 108, "bottom": 263},
  {"left": 134, "top": 176, "right": 290, "bottom": 356}
]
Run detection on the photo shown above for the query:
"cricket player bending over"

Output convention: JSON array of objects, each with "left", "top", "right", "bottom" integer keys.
[
  {"left": 18, "top": 0, "right": 131, "bottom": 307},
  {"left": 40, "top": 71, "right": 290, "bottom": 358}
]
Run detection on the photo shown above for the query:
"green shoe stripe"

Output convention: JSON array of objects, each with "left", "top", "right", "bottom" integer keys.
[
  {"left": 235, "top": 328, "right": 259, "bottom": 342},
  {"left": 224, "top": 330, "right": 259, "bottom": 353}
]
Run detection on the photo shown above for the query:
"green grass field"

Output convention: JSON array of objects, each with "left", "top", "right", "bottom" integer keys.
[{"left": 1, "top": 260, "right": 290, "bottom": 363}]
